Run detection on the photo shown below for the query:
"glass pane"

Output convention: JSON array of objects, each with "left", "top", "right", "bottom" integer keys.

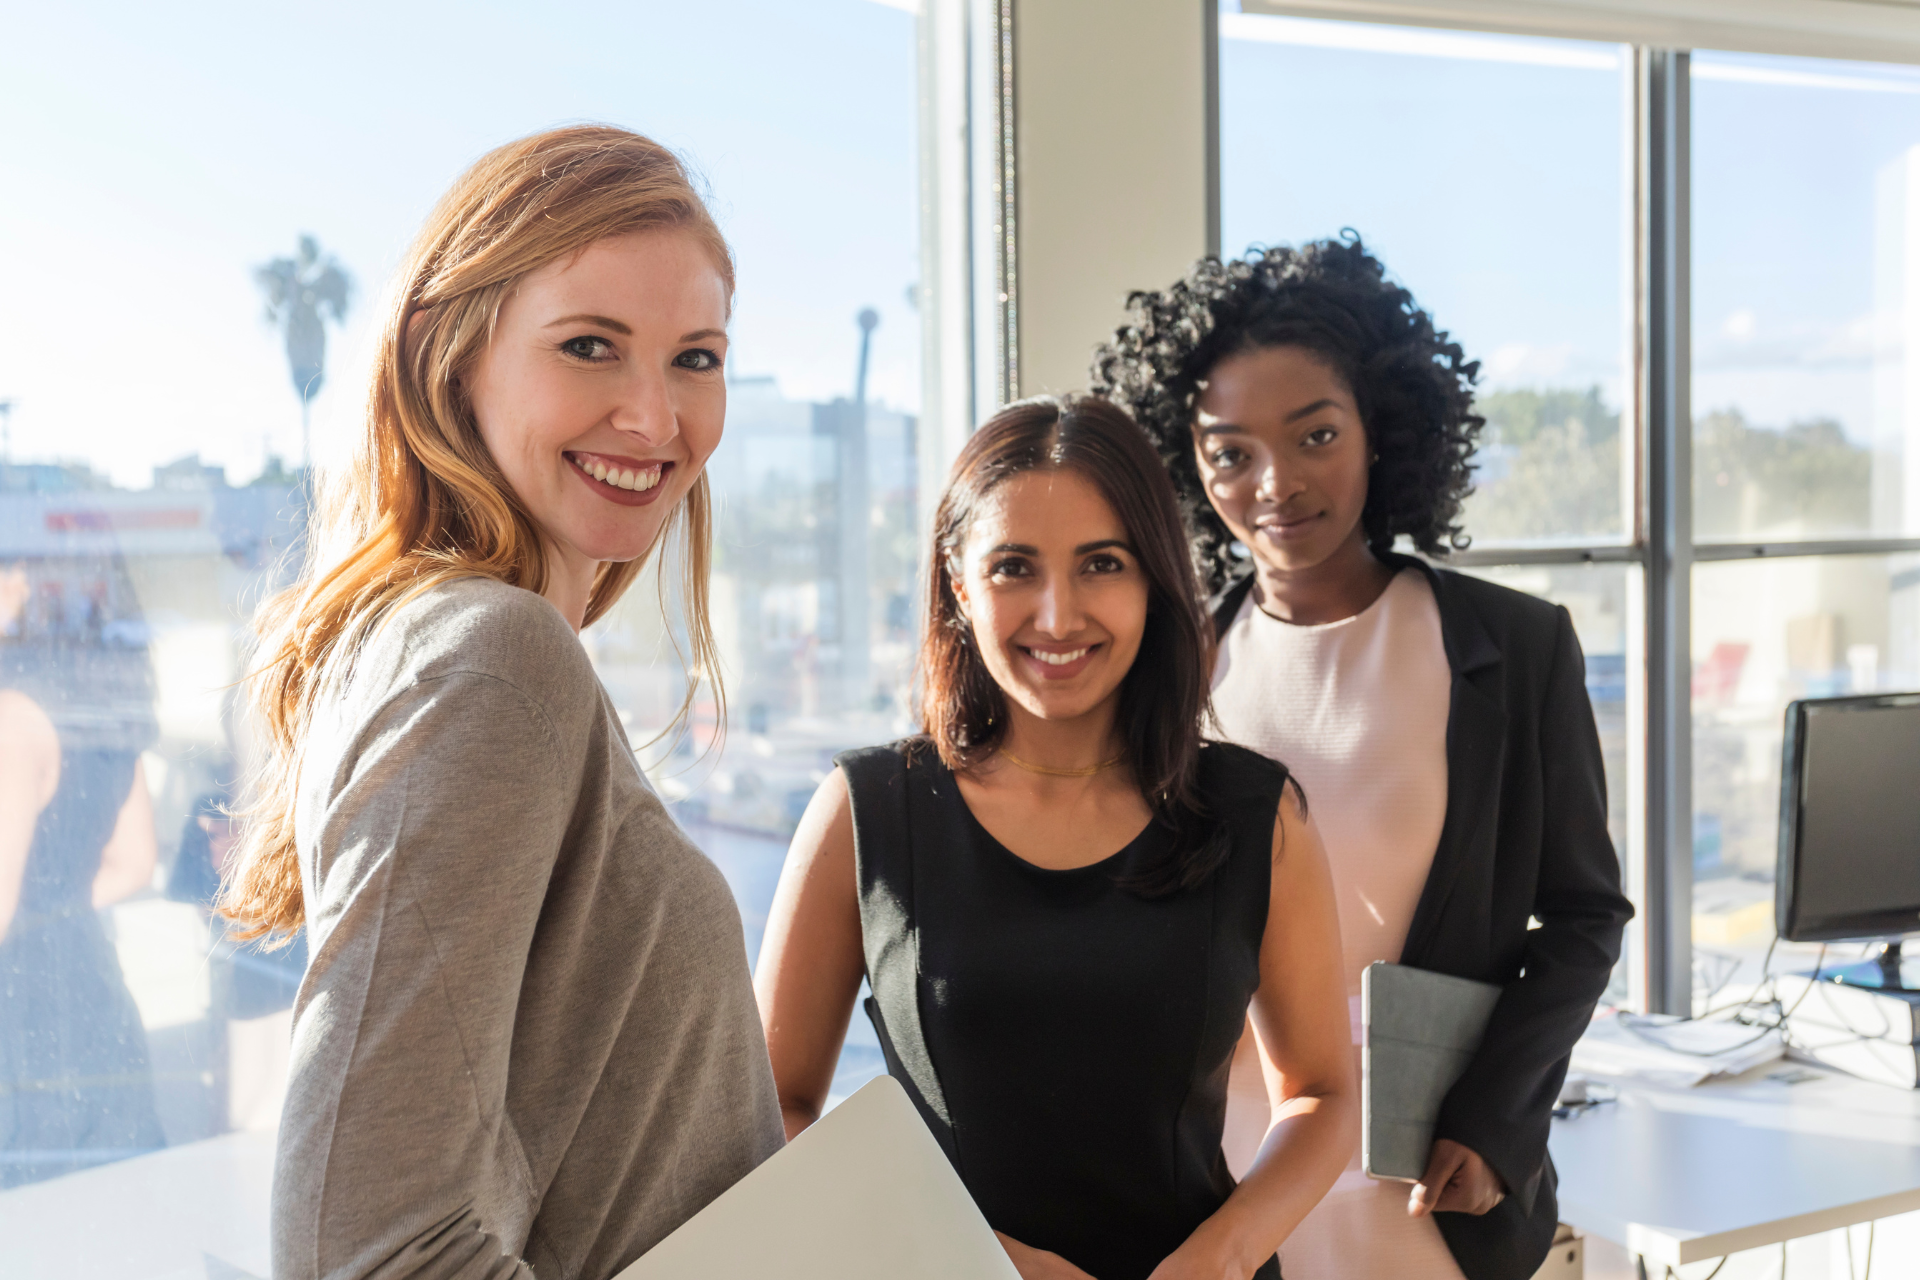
[
  {"left": 1459, "top": 564, "right": 1633, "bottom": 862},
  {"left": 1690, "top": 554, "right": 1920, "bottom": 996},
  {"left": 1692, "top": 52, "right": 1920, "bottom": 541},
  {"left": 1460, "top": 563, "right": 1634, "bottom": 1004},
  {"left": 1219, "top": 9, "right": 1630, "bottom": 546},
  {"left": 0, "top": 2, "right": 917, "bottom": 1271}
]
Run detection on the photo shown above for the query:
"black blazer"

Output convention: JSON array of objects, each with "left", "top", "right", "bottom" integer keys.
[{"left": 1212, "top": 553, "right": 1634, "bottom": 1280}]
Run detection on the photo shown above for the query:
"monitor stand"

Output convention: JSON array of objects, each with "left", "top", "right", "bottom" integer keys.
[{"left": 1828, "top": 941, "right": 1920, "bottom": 994}]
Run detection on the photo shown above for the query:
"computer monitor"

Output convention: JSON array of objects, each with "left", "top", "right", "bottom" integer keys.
[{"left": 1776, "top": 693, "right": 1920, "bottom": 989}]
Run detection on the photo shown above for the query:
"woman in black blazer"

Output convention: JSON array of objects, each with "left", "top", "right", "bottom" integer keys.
[{"left": 1091, "top": 236, "right": 1634, "bottom": 1280}]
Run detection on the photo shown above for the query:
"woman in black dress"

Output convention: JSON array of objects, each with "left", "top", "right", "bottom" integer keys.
[{"left": 757, "top": 396, "right": 1356, "bottom": 1280}]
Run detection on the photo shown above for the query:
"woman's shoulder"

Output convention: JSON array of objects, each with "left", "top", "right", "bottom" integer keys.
[
  {"left": 833, "top": 736, "right": 936, "bottom": 792},
  {"left": 1423, "top": 562, "right": 1564, "bottom": 637},
  {"left": 1195, "top": 740, "right": 1292, "bottom": 810},
  {"left": 0, "top": 686, "right": 58, "bottom": 762},
  {"left": 351, "top": 576, "right": 595, "bottom": 717}
]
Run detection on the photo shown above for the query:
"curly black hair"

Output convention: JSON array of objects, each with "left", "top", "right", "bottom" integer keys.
[{"left": 1089, "top": 234, "right": 1483, "bottom": 593}]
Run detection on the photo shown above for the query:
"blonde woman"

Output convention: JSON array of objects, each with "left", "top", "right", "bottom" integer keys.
[{"left": 221, "top": 127, "right": 784, "bottom": 1280}]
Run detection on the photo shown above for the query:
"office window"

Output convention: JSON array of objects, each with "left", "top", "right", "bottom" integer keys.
[
  {"left": 1692, "top": 53, "right": 1920, "bottom": 542},
  {"left": 1689, "top": 50, "right": 1920, "bottom": 983},
  {"left": 0, "top": 2, "right": 917, "bottom": 1271},
  {"left": 1690, "top": 554, "right": 1920, "bottom": 962},
  {"left": 1220, "top": 9, "right": 1632, "bottom": 549}
]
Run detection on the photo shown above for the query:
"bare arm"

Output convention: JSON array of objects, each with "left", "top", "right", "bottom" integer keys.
[
  {"left": 763, "top": 772, "right": 1101, "bottom": 1280},
  {"left": 92, "top": 758, "right": 157, "bottom": 907},
  {"left": 754, "top": 767, "right": 867, "bottom": 1140},
  {"left": 1150, "top": 786, "right": 1359, "bottom": 1280},
  {"left": 0, "top": 690, "right": 60, "bottom": 939}
]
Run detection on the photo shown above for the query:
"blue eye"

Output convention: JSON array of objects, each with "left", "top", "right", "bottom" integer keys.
[{"left": 561, "top": 336, "right": 614, "bottom": 361}]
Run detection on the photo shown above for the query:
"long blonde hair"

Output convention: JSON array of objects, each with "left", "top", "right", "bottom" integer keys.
[{"left": 221, "top": 125, "right": 731, "bottom": 941}]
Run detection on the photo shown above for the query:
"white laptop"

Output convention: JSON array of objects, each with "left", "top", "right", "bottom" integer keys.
[{"left": 616, "top": 1074, "right": 1020, "bottom": 1280}]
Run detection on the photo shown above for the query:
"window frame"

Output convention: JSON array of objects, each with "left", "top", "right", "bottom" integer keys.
[{"left": 926, "top": 1, "right": 1920, "bottom": 1016}]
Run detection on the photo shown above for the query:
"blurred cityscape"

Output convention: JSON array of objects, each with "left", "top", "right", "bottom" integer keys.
[
  {"left": 1470, "top": 381, "right": 1920, "bottom": 956},
  {"left": 0, "top": 361, "right": 914, "bottom": 1152}
]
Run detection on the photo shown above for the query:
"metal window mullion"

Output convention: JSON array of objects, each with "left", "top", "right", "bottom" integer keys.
[
  {"left": 1692, "top": 537, "right": 1920, "bottom": 562},
  {"left": 1203, "top": 0, "right": 1222, "bottom": 259},
  {"left": 1443, "top": 544, "right": 1644, "bottom": 568},
  {"left": 992, "top": 0, "right": 1018, "bottom": 404},
  {"left": 1641, "top": 47, "right": 1693, "bottom": 1016}
]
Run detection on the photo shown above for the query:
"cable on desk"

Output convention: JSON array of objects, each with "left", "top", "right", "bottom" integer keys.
[
  {"left": 1619, "top": 944, "right": 1830, "bottom": 1058},
  {"left": 1750, "top": 942, "right": 1918, "bottom": 1071},
  {"left": 1782, "top": 981, "right": 1908, "bottom": 1061},
  {"left": 1845, "top": 1220, "right": 1874, "bottom": 1280},
  {"left": 1694, "top": 937, "right": 1780, "bottom": 1020},
  {"left": 1695, "top": 948, "right": 1744, "bottom": 1007},
  {"left": 1663, "top": 1255, "right": 1727, "bottom": 1280}
]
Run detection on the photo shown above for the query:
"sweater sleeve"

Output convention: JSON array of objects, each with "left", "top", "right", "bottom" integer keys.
[
  {"left": 1432, "top": 606, "right": 1635, "bottom": 1216},
  {"left": 273, "top": 669, "right": 575, "bottom": 1280}
]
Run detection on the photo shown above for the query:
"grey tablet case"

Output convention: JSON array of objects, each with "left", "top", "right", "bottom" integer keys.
[{"left": 1361, "top": 960, "right": 1503, "bottom": 1182}]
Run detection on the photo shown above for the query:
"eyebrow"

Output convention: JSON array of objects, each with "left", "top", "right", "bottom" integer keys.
[
  {"left": 545, "top": 313, "right": 631, "bottom": 335},
  {"left": 540, "top": 317, "right": 729, "bottom": 345},
  {"left": 983, "top": 539, "right": 1133, "bottom": 556},
  {"left": 1196, "top": 397, "right": 1344, "bottom": 436},
  {"left": 1283, "top": 397, "right": 1341, "bottom": 424}
]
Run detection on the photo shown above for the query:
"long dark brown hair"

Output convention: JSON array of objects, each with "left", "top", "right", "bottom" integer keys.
[{"left": 919, "top": 395, "right": 1227, "bottom": 896}]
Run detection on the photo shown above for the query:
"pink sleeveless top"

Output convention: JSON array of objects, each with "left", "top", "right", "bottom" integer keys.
[{"left": 1212, "top": 567, "right": 1464, "bottom": 1280}]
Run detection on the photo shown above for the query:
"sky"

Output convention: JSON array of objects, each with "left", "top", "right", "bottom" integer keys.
[
  {"left": 1221, "top": 13, "right": 1628, "bottom": 405},
  {"left": 1219, "top": 12, "right": 1920, "bottom": 444},
  {"left": 6, "top": 5, "right": 1920, "bottom": 489},
  {"left": 0, "top": 0, "right": 921, "bottom": 487}
]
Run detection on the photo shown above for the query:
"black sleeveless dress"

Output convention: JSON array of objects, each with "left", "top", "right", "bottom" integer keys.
[{"left": 839, "top": 738, "right": 1289, "bottom": 1280}]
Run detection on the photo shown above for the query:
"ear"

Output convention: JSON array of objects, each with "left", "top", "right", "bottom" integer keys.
[{"left": 948, "top": 559, "right": 972, "bottom": 620}]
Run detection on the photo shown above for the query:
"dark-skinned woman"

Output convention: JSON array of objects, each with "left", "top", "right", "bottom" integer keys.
[{"left": 1092, "top": 237, "right": 1633, "bottom": 1280}]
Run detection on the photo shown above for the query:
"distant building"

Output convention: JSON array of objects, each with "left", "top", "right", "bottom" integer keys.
[{"left": 708, "top": 375, "right": 918, "bottom": 724}]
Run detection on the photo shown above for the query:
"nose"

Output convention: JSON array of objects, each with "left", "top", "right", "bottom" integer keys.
[
  {"left": 611, "top": 368, "right": 681, "bottom": 448},
  {"left": 1255, "top": 458, "right": 1304, "bottom": 505},
  {"left": 1032, "top": 569, "right": 1085, "bottom": 639}
]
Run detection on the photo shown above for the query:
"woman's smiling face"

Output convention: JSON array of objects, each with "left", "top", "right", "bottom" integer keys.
[
  {"left": 950, "top": 469, "right": 1149, "bottom": 726},
  {"left": 1192, "top": 344, "right": 1372, "bottom": 576},
  {"left": 465, "top": 228, "right": 730, "bottom": 580}
]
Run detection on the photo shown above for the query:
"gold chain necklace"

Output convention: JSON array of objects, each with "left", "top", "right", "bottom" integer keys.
[{"left": 997, "top": 748, "right": 1126, "bottom": 778}]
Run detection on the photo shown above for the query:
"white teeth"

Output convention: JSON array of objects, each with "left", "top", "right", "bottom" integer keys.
[
  {"left": 1033, "top": 648, "right": 1088, "bottom": 666},
  {"left": 571, "top": 455, "right": 663, "bottom": 492}
]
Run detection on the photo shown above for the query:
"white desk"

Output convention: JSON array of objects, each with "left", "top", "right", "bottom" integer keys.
[
  {"left": 0, "top": 1128, "right": 273, "bottom": 1280},
  {"left": 1550, "top": 1060, "right": 1920, "bottom": 1268}
]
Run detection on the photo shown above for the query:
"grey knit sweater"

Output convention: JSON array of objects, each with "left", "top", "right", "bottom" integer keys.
[{"left": 274, "top": 577, "right": 783, "bottom": 1280}]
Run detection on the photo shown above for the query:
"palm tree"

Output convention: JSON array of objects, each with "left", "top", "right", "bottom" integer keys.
[{"left": 255, "top": 235, "right": 351, "bottom": 473}]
